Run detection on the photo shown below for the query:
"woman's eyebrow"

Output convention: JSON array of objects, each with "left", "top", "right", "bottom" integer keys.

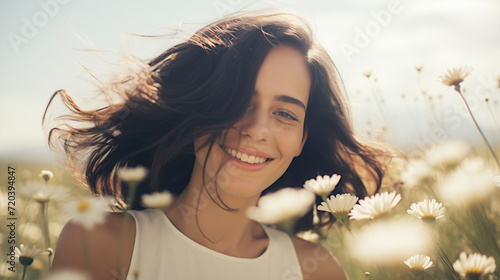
[
  {"left": 275, "top": 95, "right": 306, "bottom": 111},
  {"left": 253, "top": 90, "right": 307, "bottom": 110}
]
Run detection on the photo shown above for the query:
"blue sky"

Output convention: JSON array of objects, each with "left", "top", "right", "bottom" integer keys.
[{"left": 1, "top": 0, "right": 499, "bottom": 161}]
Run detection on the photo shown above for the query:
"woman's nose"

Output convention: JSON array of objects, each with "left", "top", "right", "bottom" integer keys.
[{"left": 239, "top": 107, "right": 272, "bottom": 142}]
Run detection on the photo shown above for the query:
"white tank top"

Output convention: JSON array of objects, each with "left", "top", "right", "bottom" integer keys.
[{"left": 126, "top": 209, "right": 303, "bottom": 280}]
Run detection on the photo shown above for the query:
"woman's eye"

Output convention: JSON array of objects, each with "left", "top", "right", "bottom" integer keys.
[{"left": 274, "top": 111, "right": 298, "bottom": 121}]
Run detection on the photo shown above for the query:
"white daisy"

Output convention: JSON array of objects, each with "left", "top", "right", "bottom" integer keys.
[
  {"left": 303, "top": 174, "right": 341, "bottom": 196},
  {"left": 439, "top": 158, "right": 496, "bottom": 204},
  {"left": 48, "top": 270, "right": 91, "bottom": 280},
  {"left": 349, "top": 219, "right": 430, "bottom": 264},
  {"left": 349, "top": 191, "right": 401, "bottom": 220},
  {"left": 141, "top": 191, "right": 174, "bottom": 209},
  {"left": 440, "top": 66, "right": 472, "bottom": 88},
  {"left": 15, "top": 244, "right": 50, "bottom": 266},
  {"left": 317, "top": 193, "right": 358, "bottom": 216},
  {"left": 404, "top": 255, "right": 433, "bottom": 272},
  {"left": 407, "top": 199, "right": 445, "bottom": 223},
  {"left": 453, "top": 252, "right": 496, "bottom": 279},
  {"left": 117, "top": 166, "right": 148, "bottom": 183},
  {"left": 39, "top": 170, "right": 53, "bottom": 183},
  {"left": 246, "top": 188, "right": 315, "bottom": 224},
  {"left": 19, "top": 181, "right": 69, "bottom": 203},
  {"left": 63, "top": 197, "right": 110, "bottom": 230}
]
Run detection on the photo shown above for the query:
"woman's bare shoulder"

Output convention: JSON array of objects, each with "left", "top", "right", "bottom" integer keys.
[
  {"left": 51, "top": 211, "right": 136, "bottom": 279},
  {"left": 291, "top": 236, "right": 349, "bottom": 280}
]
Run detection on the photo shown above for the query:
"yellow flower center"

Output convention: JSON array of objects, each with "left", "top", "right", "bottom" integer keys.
[{"left": 77, "top": 201, "right": 90, "bottom": 212}]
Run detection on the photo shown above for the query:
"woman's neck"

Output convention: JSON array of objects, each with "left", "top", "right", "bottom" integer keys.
[{"left": 164, "top": 176, "right": 268, "bottom": 258}]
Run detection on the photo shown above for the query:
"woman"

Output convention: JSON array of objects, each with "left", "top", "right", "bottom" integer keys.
[{"left": 46, "top": 10, "right": 389, "bottom": 279}]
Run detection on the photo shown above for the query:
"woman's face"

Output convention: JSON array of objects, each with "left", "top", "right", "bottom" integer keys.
[{"left": 194, "top": 45, "right": 310, "bottom": 199}]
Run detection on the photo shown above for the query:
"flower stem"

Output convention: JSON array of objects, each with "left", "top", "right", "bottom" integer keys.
[
  {"left": 367, "top": 78, "right": 389, "bottom": 125},
  {"left": 469, "top": 203, "right": 500, "bottom": 257},
  {"left": 428, "top": 225, "right": 461, "bottom": 279},
  {"left": 338, "top": 217, "right": 352, "bottom": 234},
  {"left": 40, "top": 201, "right": 51, "bottom": 249},
  {"left": 22, "top": 265, "right": 27, "bottom": 280},
  {"left": 455, "top": 86, "right": 500, "bottom": 170},
  {"left": 433, "top": 241, "right": 460, "bottom": 279},
  {"left": 39, "top": 200, "right": 53, "bottom": 271},
  {"left": 126, "top": 183, "right": 138, "bottom": 210}
]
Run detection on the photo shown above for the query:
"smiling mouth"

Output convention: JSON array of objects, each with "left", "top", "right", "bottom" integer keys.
[{"left": 222, "top": 147, "right": 272, "bottom": 164}]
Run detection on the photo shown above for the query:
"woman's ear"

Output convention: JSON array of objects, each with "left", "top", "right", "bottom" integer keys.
[{"left": 295, "top": 130, "right": 308, "bottom": 157}]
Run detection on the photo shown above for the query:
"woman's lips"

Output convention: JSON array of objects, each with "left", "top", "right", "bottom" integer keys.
[{"left": 221, "top": 146, "right": 274, "bottom": 171}]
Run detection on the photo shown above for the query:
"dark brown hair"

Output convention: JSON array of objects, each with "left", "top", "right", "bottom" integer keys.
[{"left": 43, "top": 10, "right": 391, "bottom": 233}]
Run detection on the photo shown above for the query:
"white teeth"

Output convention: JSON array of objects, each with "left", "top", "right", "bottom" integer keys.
[
  {"left": 248, "top": 155, "right": 255, "bottom": 164},
  {"left": 224, "top": 147, "right": 268, "bottom": 164}
]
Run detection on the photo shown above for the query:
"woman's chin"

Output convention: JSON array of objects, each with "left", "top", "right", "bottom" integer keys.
[{"left": 216, "top": 183, "right": 269, "bottom": 200}]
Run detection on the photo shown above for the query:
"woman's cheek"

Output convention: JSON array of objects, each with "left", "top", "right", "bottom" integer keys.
[
  {"left": 269, "top": 118, "right": 286, "bottom": 135},
  {"left": 278, "top": 127, "right": 305, "bottom": 155}
]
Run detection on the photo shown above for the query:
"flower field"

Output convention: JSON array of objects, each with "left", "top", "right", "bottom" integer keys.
[{"left": 0, "top": 67, "right": 499, "bottom": 279}]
